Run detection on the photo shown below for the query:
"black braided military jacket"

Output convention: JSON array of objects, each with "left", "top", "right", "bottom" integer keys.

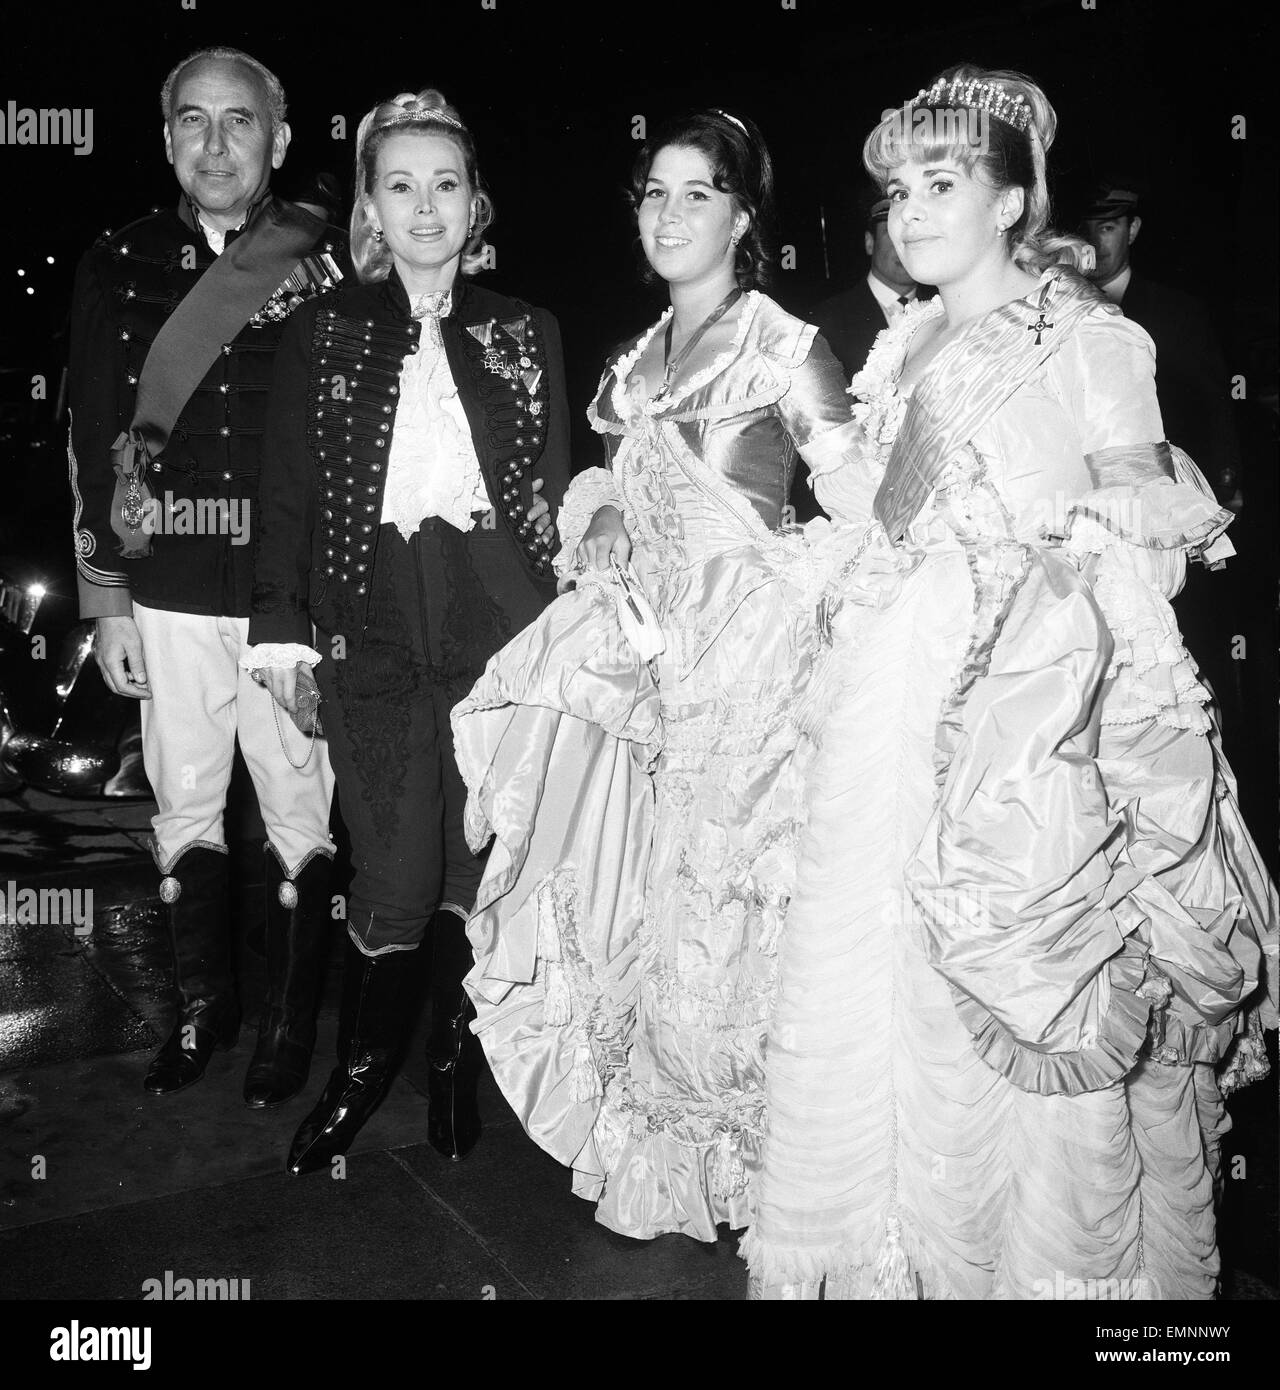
[
  {"left": 248, "top": 269, "right": 568, "bottom": 650},
  {"left": 68, "top": 196, "right": 345, "bottom": 617}
]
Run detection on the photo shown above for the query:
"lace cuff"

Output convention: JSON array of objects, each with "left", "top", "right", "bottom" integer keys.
[
  {"left": 553, "top": 467, "right": 624, "bottom": 577},
  {"left": 239, "top": 643, "right": 322, "bottom": 672},
  {"left": 1064, "top": 448, "right": 1234, "bottom": 567},
  {"left": 1062, "top": 463, "right": 1221, "bottom": 732},
  {"left": 1078, "top": 535, "right": 1211, "bottom": 732}
]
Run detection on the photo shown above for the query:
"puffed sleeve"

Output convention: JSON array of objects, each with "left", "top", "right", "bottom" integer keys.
[
  {"left": 1050, "top": 311, "right": 1165, "bottom": 454},
  {"left": 775, "top": 328, "right": 873, "bottom": 527},
  {"left": 1049, "top": 312, "right": 1232, "bottom": 574},
  {"left": 249, "top": 300, "right": 319, "bottom": 646},
  {"left": 1054, "top": 310, "right": 1233, "bottom": 732}
]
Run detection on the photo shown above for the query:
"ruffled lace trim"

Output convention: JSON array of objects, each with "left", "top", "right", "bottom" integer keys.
[
  {"left": 606, "top": 309, "right": 671, "bottom": 423},
  {"left": 551, "top": 467, "right": 624, "bottom": 575},
  {"left": 1072, "top": 525, "right": 1212, "bottom": 733},
  {"left": 529, "top": 865, "right": 768, "bottom": 1213},
  {"left": 532, "top": 867, "right": 631, "bottom": 1103},
  {"left": 846, "top": 297, "right": 943, "bottom": 468},
  {"left": 1218, "top": 1008, "right": 1272, "bottom": 1097},
  {"left": 948, "top": 937, "right": 1153, "bottom": 1096},
  {"left": 239, "top": 642, "right": 322, "bottom": 670},
  {"left": 382, "top": 322, "right": 489, "bottom": 539},
  {"left": 740, "top": 1212, "right": 967, "bottom": 1300},
  {"left": 579, "top": 1092, "right": 762, "bottom": 1234},
  {"left": 607, "top": 292, "right": 762, "bottom": 422},
  {"left": 1065, "top": 481, "right": 1233, "bottom": 554}
]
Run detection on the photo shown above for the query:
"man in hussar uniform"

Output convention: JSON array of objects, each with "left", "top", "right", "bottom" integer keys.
[{"left": 68, "top": 47, "right": 342, "bottom": 1106}]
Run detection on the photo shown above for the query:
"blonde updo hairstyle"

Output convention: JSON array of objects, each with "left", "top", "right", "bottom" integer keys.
[
  {"left": 863, "top": 64, "right": 1090, "bottom": 275},
  {"left": 351, "top": 89, "right": 494, "bottom": 284}
]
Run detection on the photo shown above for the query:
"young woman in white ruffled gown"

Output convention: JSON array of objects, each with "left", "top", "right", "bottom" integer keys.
[
  {"left": 452, "top": 110, "right": 860, "bottom": 1239},
  {"left": 741, "top": 66, "right": 1278, "bottom": 1300}
]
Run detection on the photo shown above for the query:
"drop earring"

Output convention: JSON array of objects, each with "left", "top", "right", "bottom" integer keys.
[{"left": 372, "top": 227, "right": 384, "bottom": 242}]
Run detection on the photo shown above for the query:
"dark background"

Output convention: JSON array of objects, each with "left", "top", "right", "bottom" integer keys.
[
  {"left": 0, "top": 0, "right": 1275, "bottom": 1295},
  {"left": 2, "top": 0, "right": 1276, "bottom": 438},
  {"left": 1, "top": 0, "right": 1276, "bottom": 853}
]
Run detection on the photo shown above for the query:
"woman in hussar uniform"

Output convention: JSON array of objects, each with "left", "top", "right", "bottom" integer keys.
[
  {"left": 742, "top": 66, "right": 1278, "bottom": 1300},
  {"left": 453, "top": 109, "right": 861, "bottom": 1240},
  {"left": 248, "top": 90, "right": 568, "bottom": 1174}
]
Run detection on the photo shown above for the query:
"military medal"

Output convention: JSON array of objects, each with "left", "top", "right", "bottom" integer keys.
[{"left": 120, "top": 475, "right": 146, "bottom": 531}]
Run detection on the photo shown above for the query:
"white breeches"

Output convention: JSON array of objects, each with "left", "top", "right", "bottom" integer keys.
[{"left": 133, "top": 604, "right": 335, "bottom": 873}]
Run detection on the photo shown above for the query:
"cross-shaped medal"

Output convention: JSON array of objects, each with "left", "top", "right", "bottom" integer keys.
[{"left": 1028, "top": 308, "right": 1054, "bottom": 346}]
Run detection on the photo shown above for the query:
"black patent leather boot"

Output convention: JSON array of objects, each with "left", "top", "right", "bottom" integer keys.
[
  {"left": 243, "top": 848, "right": 332, "bottom": 1108},
  {"left": 143, "top": 845, "right": 240, "bottom": 1096},
  {"left": 286, "top": 938, "right": 420, "bottom": 1176},
  {"left": 426, "top": 908, "right": 483, "bottom": 1161}
]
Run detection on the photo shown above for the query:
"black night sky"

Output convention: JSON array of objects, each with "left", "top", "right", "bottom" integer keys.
[
  {"left": 2, "top": 0, "right": 1276, "bottom": 441},
  {"left": 2, "top": 1, "right": 1276, "bottom": 842}
]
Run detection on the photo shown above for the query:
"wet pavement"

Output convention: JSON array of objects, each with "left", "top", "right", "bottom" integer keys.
[
  {"left": 0, "top": 791, "right": 746, "bottom": 1300},
  {"left": 0, "top": 787, "right": 1275, "bottom": 1301}
]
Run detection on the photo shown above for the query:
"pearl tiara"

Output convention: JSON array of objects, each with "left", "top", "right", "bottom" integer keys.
[{"left": 905, "top": 77, "right": 1032, "bottom": 133}]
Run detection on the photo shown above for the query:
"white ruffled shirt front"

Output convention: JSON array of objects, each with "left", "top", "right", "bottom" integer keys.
[
  {"left": 382, "top": 291, "right": 490, "bottom": 540},
  {"left": 243, "top": 289, "right": 490, "bottom": 672}
]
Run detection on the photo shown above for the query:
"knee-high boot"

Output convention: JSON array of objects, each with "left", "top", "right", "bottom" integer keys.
[
  {"left": 426, "top": 908, "right": 483, "bottom": 1160},
  {"left": 143, "top": 844, "right": 240, "bottom": 1096},
  {"left": 286, "top": 937, "right": 421, "bottom": 1176},
  {"left": 243, "top": 848, "right": 332, "bottom": 1108}
]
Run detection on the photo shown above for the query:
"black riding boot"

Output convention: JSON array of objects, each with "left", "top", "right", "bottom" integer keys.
[
  {"left": 243, "top": 848, "right": 332, "bottom": 1108},
  {"left": 426, "top": 908, "right": 483, "bottom": 1160},
  {"left": 143, "top": 845, "right": 240, "bottom": 1096},
  {"left": 286, "top": 937, "right": 421, "bottom": 1175}
]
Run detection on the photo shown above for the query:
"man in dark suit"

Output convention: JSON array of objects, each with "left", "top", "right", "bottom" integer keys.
[
  {"left": 790, "top": 195, "right": 932, "bottom": 522},
  {"left": 1080, "top": 180, "right": 1242, "bottom": 506},
  {"left": 810, "top": 195, "right": 929, "bottom": 381}
]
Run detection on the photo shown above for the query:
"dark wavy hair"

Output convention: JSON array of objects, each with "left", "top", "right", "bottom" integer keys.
[{"left": 628, "top": 108, "right": 776, "bottom": 289}]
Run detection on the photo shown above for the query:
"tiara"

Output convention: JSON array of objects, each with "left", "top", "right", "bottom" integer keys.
[
  {"left": 905, "top": 77, "right": 1032, "bottom": 133},
  {"left": 375, "top": 105, "right": 465, "bottom": 133}
]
